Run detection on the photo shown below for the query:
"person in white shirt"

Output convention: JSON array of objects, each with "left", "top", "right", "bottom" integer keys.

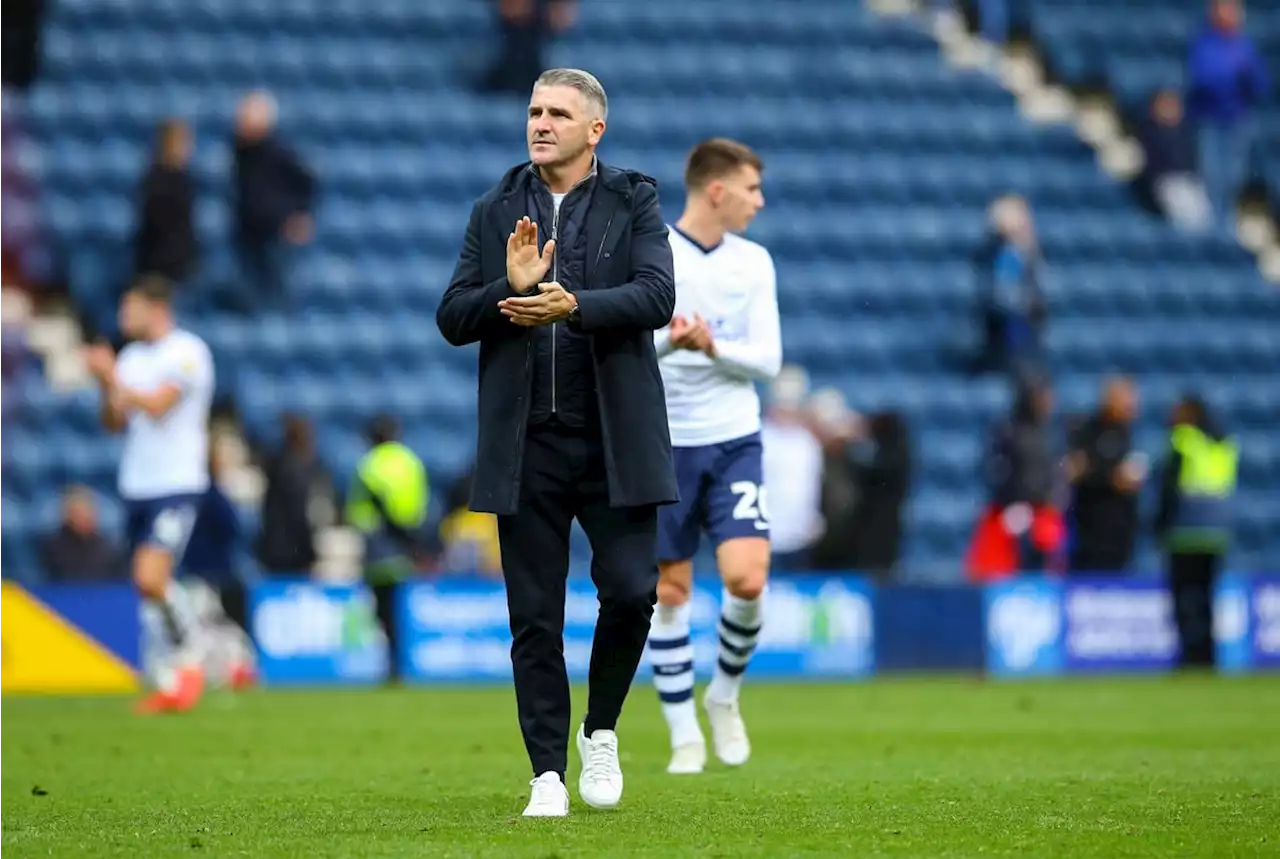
[
  {"left": 84, "top": 275, "right": 215, "bottom": 714},
  {"left": 648, "top": 139, "right": 782, "bottom": 776},
  {"left": 761, "top": 370, "right": 827, "bottom": 568}
]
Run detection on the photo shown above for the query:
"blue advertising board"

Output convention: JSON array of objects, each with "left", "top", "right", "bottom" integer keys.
[
  {"left": 985, "top": 578, "right": 1178, "bottom": 676},
  {"left": 396, "top": 575, "right": 875, "bottom": 684},
  {"left": 984, "top": 575, "right": 1280, "bottom": 677},
  {"left": 983, "top": 578, "right": 1065, "bottom": 677},
  {"left": 249, "top": 582, "right": 388, "bottom": 685},
  {"left": 1060, "top": 580, "right": 1177, "bottom": 673},
  {"left": 1215, "top": 574, "right": 1280, "bottom": 673},
  {"left": 27, "top": 582, "right": 143, "bottom": 670}
]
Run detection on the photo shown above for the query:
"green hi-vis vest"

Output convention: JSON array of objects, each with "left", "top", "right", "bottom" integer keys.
[
  {"left": 1167, "top": 424, "right": 1238, "bottom": 553},
  {"left": 345, "top": 441, "right": 428, "bottom": 542}
]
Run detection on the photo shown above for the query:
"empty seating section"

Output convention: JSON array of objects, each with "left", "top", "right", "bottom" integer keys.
[
  {"left": 1030, "top": 1, "right": 1280, "bottom": 197},
  {"left": 2, "top": 0, "right": 1277, "bottom": 579}
]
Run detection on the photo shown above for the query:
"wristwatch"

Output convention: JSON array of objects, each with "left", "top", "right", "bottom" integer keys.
[{"left": 567, "top": 298, "right": 581, "bottom": 325}]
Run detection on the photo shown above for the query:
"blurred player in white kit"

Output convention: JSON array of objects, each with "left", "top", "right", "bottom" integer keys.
[
  {"left": 85, "top": 275, "right": 215, "bottom": 713},
  {"left": 648, "top": 139, "right": 782, "bottom": 774}
]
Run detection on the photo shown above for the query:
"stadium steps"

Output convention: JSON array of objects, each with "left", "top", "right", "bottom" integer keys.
[{"left": 905, "top": 0, "right": 1280, "bottom": 283}]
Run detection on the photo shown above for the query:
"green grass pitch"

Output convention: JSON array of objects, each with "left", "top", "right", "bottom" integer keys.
[{"left": 4, "top": 676, "right": 1278, "bottom": 858}]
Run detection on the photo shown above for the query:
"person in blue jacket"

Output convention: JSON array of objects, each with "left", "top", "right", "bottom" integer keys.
[{"left": 1185, "top": 0, "right": 1269, "bottom": 226}]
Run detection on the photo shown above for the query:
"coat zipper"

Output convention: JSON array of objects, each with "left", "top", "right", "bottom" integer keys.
[
  {"left": 594, "top": 212, "right": 615, "bottom": 272},
  {"left": 544, "top": 169, "right": 595, "bottom": 419},
  {"left": 550, "top": 200, "right": 561, "bottom": 415}
]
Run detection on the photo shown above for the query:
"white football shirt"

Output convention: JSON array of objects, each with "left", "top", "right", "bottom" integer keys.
[
  {"left": 115, "top": 328, "right": 215, "bottom": 500},
  {"left": 656, "top": 227, "right": 783, "bottom": 447}
]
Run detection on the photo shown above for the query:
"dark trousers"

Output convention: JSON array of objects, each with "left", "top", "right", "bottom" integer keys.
[
  {"left": 1169, "top": 552, "right": 1221, "bottom": 669},
  {"left": 1068, "top": 547, "right": 1133, "bottom": 575},
  {"left": 371, "top": 582, "right": 401, "bottom": 682},
  {"left": 228, "top": 238, "right": 291, "bottom": 314},
  {"left": 498, "top": 423, "right": 659, "bottom": 778}
]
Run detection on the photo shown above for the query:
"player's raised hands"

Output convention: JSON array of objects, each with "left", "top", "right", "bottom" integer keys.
[
  {"left": 669, "top": 315, "right": 703, "bottom": 350},
  {"left": 689, "top": 313, "right": 717, "bottom": 357},
  {"left": 506, "top": 217, "right": 556, "bottom": 294},
  {"left": 83, "top": 341, "right": 116, "bottom": 383}
]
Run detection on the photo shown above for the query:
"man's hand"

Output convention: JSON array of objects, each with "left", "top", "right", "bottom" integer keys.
[
  {"left": 108, "top": 386, "right": 130, "bottom": 414},
  {"left": 84, "top": 342, "right": 116, "bottom": 385},
  {"left": 668, "top": 314, "right": 716, "bottom": 355},
  {"left": 284, "top": 213, "right": 313, "bottom": 245},
  {"left": 690, "top": 312, "right": 717, "bottom": 357},
  {"left": 1065, "top": 451, "right": 1087, "bottom": 482},
  {"left": 498, "top": 281, "right": 578, "bottom": 327},
  {"left": 506, "top": 217, "right": 556, "bottom": 294},
  {"left": 1112, "top": 461, "right": 1144, "bottom": 494},
  {"left": 668, "top": 315, "right": 699, "bottom": 349}
]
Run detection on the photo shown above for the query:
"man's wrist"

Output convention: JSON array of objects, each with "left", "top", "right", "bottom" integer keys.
[{"left": 508, "top": 278, "right": 535, "bottom": 296}]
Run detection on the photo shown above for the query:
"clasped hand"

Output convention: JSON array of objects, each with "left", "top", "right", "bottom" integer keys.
[
  {"left": 83, "top": 341, "right": 116, "bottom": 382},
  {"left": 498, "top": 216, "right": 577, "bottom": 326},
  {"left": 669, "top": 313, "right": 716, "bottom": 357},
  {"left": 499, "top": 281, "right": 578, "bottom": 327}
]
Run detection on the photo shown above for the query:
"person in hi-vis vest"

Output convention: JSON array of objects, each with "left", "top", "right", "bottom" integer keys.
[
  {"left": 345, "top": 415, "right": 428, "bottom": 681},
  {"left": 1155, "top": 396, "right": 1238, "bottom": 669}
]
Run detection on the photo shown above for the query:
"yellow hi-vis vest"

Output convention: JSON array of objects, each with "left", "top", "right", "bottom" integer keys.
[
  {"left": 1168, "top": 424, "right": 1237, "bottom": 552},
  {"left": 345, "top": 442, "right": 428, "bottom": 538}
]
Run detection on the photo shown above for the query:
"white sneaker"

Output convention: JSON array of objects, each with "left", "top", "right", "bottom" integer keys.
[
  {"left": 576, "top": 726, "right": 623, "bottom": 809},
  {"left": 522, "top": 772, "right": 569, "bottom": 818},
  {"left": 667, "top": 741, "right": 707, "bottom": 775},
  {"left": 703, "top": 692, "right": 751, "bottom": 766}
]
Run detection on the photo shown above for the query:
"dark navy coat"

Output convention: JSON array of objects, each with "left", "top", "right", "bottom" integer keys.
[{"left": 436, "top": 161, "right": 678, "bottom": 515}]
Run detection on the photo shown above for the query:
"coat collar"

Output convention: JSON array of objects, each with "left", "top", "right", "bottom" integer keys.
[{"left": 493, "top": 158, "right": 633, "bottom": 287}]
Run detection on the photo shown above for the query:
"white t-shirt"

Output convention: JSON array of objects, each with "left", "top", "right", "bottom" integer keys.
[
  {"left": 115, "top": 329, "right": 215, "bottom": 500},
  {"left": 656, "top": 228, "right": 783, "bottom": 447},
  {"left": 761, "top": 418, "right": 824, "bottom": 553}
]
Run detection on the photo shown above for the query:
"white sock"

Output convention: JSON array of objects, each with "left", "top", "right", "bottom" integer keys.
[
  {"left": 161, "top": 581, "right": 203, "bottom": 667},
  {"left": 142, "top": 601, "right": 178, "bottom": 692},
  {"left": 706, "top": 589, "right": 763, "bottom": 703},
  {"left": 649, "top": 601, "right": 702, "bottom": 747}
]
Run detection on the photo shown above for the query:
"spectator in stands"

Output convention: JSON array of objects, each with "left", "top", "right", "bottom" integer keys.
[
  {"left": 133, "top": 119, "right": 198, "bottom": 284},
  {"left": 850, "top": 411, "right": 912, "bottom": 577},
  {"left": 1, "top": 291, "right": 34, "bottom": 434},
  {"left": 1155, "top": 394, "right": 1238, "bottom": 669},
  {"left": 1, "top": 0, "right": 46, "bottom": 89},
  {"left": 760, "top": 366, "right": 824, "bottom": 571},
  {"left": 481, "top": 0, "right": 577, "bottom": 95},
  {"left": 976, "top": 194, "right": 1046, "bottom": 385},
  {"left": 1185, "top": 0, "right": 1269, "bottom": 227},
  {"left": 809, "top": 389, "right": 862, "bottom": 572},
  {"left": 439, "top": 467, "right": 502, "bottom": 577},
  {"left": 1065, "top": 376, "right": 1144, "bottom": 575},
  {"left": 184, "top": 442, "right": 245, "bottom": 588},
  {"left": 2, "top": 115, "right": 45, "bottom": 292},
  {"left": 256, "top": 414, "right": 323, "bottom": 575},
  {"left": 967, "top": 375, "right": 1064, "bottom": 581},
  {"left": 1137, "top": 91, "right": 1212, "bottom": 233},
  {"left": 37, "top": 486, "right": 126, "bottom": 582},
  {"left": 231, "top": 91, "right": 316, "bottom": 312}
]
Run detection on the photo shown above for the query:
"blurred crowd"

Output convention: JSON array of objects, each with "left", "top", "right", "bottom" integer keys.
[{"left": 1, "top": 0, "right": 1260, "bottom": 607}]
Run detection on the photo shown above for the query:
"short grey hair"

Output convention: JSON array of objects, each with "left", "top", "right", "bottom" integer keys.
[{"left": 534, "top": 68, "right": 608, "bottom": 121}]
